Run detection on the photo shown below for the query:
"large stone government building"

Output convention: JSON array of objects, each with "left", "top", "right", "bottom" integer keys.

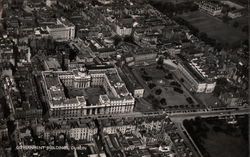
[{"left": 41, "top": 66, "right": 135, "bottom": 118}]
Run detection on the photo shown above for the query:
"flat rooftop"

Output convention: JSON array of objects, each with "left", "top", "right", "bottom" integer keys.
[
  {"left": 105, "top": 70, "right": 130, "bottom": 97},
  {"left": 44, "top": 58, "right": 61, "bottom": 70},
  {"left": 177, "top": 54, "right": 206, "bottom": 83},
  {"left": 44, "top": 73, "right": 61, "bottom": 89}
]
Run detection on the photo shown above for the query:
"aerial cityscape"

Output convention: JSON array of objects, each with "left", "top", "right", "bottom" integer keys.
[{"left": 0, "top": 0, "right": 248, "bottom": 157}]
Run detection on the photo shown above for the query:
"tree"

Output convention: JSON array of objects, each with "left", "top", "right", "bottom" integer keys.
[
  {"left": 242, "top": 25, "right": 248, "bottom": 33},
  {"left": 157, "top": 57, "right": 164, "bottom": 65},
  {"left": 186, "top": 97, "right": 194, "bottom": 104},
  {"left": 160, "top": 98, "right": 167, "bottom": 105},
  {"left": 190, "top": 4, "right": 199, "bottom": 11},
  {"left": 177, "top": 9, "right": 183, "bottom": 15},
  {"left": 155, "top": 89, "right": 162, "bottom": 95},
  {"left": 215, "top": 43, "right": 223, "bottom": 51},
  {"left": 231, "top": 7, "right": 236, "bottom": 11},
  {"left": 207, "top": 38, "right": 217, "bottom": 46},
  {"left": 213, "top": 126, "right": 222, "bottom": 132},
  {"left": 173, "top": 87, "right": 183, "bottom": 94},
  {"left": 199, "top": 32, "right": 208, "bottom": 40},
  {"left": 222, "top": 15, "right": 229, "bottom": 23},
  {"left": 170, "top": 81, "right": 181, "bottom": 87},
  {"left": 221, "top": 7, "right": 228, "bottom": 14},
  {"left": 180, "top": 78, "right": 184, "bottom": 83},
  {"left": 232, "top": 21, "right": 239, "bottom": 28},
  {"left": 148, "top": 83, "right": 156, "bottom": 89},
  {"left": 165, "top": 73, "right": 173, "bottom": 79}
]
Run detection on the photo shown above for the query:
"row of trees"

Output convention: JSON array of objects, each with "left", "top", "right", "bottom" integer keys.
[
  {"left": 146, "top": 94, "right": 162, "bottom": 109},
  {"left": 150, "top": 1, "right": 198, "bottom": 16},
  {"left": 174, "top": 17, "right": 199, "bottom": 36},
  {"left": 174, "top": 17, "right": 229, "bottom": 49},
  {"left": 183, "top": 118, "right": 211, "bottom": 157},
  {"left": 222, "top": 16, "right": 248, "bottom": 33}
]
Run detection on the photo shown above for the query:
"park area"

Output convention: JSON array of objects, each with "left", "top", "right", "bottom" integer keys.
[
  {"left": 183, "top": 115, "right": 249, "bottom": 157},
  {"left": 180, "top": 11, "right": 247, "bottom": 45},
  {"left": 133, "top": 64, "right": 199, "bottom": 111},
  {"left": 196, "top": 93, "right": 226, "bottom": 109}
]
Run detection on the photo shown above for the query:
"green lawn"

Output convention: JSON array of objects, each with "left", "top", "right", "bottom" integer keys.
[
  {"left": 196, "top": 93, "right": 225, "bottom": 108},
  {"left": 184, "top": 117, "right": 249, "bottom": 157},
  {"left": 152, "top": 86, "right": 188, "bottom": 107},
  {"left": 134, "top": 98, "right": 155, "bottom": 112},
  {"left": 203, "top": 130, "right": 248, "bottom": 157},
  {"left": 135, "top": 65, "right": 197, "bottom": 110},
  {"left": 180, "top": 11, "right": 247, "bottom": 45}
]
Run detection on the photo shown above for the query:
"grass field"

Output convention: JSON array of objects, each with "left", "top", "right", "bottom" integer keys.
[
  {"left": 184, "top": 116, "right": 249, "bottom": 157},
  {"left": 203, "top": 130, "right": 248, "bottom": 157},
  {"left": 230, "top": 16, "right": 248, "bottom": 30},
  {"left": 180, "top": 11, "right": 247, "bottom": 45},
  {"left": 196, "top": 93, "right": 225, "bottom": 108},
  {"left": 134, "top": 65, "right": 198, "bottom": 110},
  {"left": 153, "top": 86, "right": 188, "bottom": 106}
]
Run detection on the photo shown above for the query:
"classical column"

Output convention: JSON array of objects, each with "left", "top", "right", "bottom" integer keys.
[
  {"left": 83, "top": 108, "right": 87, "bottom": 116},
  {"left": 100, "top": 108, "right": 104, "bottom": 114}
]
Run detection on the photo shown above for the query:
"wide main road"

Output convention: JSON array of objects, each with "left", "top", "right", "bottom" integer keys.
[
  {"left": 48, "top": 107, "right": 249, "bottom": 122},
  {"left": 169, "top": 107, "right": 249, "bottom": 121}
]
